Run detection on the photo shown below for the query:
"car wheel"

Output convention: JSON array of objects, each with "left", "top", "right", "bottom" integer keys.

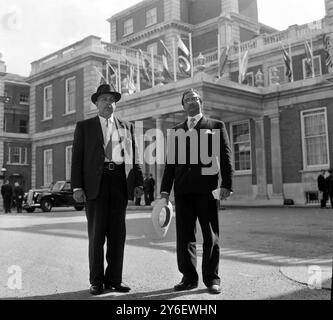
[
  {"left": 26, "top": 208, "right": 35, "bottom": 213},
  {"left": 41, "top": 199, "right": 52, "bottom": 212},
  {"left": 74, "top": 205, "right": 84, "bottom": 211}
]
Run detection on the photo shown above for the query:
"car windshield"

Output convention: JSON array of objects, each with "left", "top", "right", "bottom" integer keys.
[{"left": 51, "top": 181, "right": 65, "bottom": 192}]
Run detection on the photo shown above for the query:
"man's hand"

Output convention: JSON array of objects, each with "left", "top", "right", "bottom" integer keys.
[
  {"left": 219, "top": 188, "right": 231, "bottom": 200},
  {"left": 73, "top": 189, "right": 86, "bottom": 203}
]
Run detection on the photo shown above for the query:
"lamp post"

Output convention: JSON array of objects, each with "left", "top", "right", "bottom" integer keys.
[{"left": 197, "top": 52, "right": 206, "bottom": 72}]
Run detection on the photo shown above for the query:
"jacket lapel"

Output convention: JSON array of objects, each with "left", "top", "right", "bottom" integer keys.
[{"left": 94, "top": 116, "right": 104, "bottom": 146}]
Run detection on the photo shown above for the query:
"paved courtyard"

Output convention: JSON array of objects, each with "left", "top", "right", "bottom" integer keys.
[{"left": 0, "top": 206, "right": 332, "bottom": 300}]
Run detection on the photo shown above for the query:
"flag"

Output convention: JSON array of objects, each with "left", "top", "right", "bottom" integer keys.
[
  {"left": 238, "top": 50, "right": 249, "bottom": 84},
  {"left": 160, "top": 40, "right": 172, "bottom": 80},
  {"left": 304, "top": 41, "right": 313, "bottom": 77},
  {"left": 94, "top": 66, "right": 106, "bottom": 86},
  {"left": 281, "top": 45, "right": 292, "bottom": 82},
  {"left": 106, "top": 60, "right": 118, "bottom": 88},
  {"left": 139, "top": 49, "right": 151, "bottom": 84},
  {"left": 124, "top": 59, "right": 136, "bottom": 94},
  {"left": 218, "top": 46, "right": 230, "bottom": 77},
  {"left": 323, "top": 34, "right": 332, "bottom": 68},
  {"left": 177, "top": 36, "right": 191, "bottom": 75}
]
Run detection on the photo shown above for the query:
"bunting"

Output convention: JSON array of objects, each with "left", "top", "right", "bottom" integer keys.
[
  {"left": 177, "top": 36, "right": 191, "bottom": 75},
  {"left": 238, "top": 50, "right": 249, "bottom": 84},
  {"left": 281, "top": 45, "right": 292, "bottom": 82},
  {"left": 323, "top": 34, "right": 332, "bottom": 69},
  {"left": 160, "top": 39, "right": 172, "bottom": 81},
  {"left": 304, "top": 41, "right": 314, "bottom": 77},
  {"left": 218, "top": 46, "right": 230, "bottom": 78},
  {"left": 139, "top": 49, "right": 151, "bottom": 84}
]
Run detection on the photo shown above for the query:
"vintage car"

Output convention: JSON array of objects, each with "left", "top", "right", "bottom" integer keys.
[{"left": 23, "top": 180, "right": 85, "bottom": 212}]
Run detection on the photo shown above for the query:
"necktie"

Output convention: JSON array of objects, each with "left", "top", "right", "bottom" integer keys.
[
  {"left": 189, "top": 117, "right": 196, "bottom": 130},
  {"left": 105, "top": 119, "right": 113, "bottom": 160}
]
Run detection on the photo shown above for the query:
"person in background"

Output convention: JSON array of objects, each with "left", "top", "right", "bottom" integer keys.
[
  {"left": 1, "top": 180, "right": 13, "bottom": 214},
  {"left": 13, "top": 182, "right": 24, "bottom": 213},
  {"left": 317, "top": 170, "right": 328, "bottom": 209}
]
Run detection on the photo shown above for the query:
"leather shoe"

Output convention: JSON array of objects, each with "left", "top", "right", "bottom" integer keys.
[
  {"left": 105, "top": 283, "right": 131, "bottom": 292},
  {"left": 89, "top": 285, "right": 103, "bottom": 295},
  {"left": 207, "top": 284, "right": 221, "bottom": 294},
  {"left": 174, "top": 281, "right": 198, "bottom": 291}
]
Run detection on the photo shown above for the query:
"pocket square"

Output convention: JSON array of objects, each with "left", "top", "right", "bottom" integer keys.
[{"left": 205, "top": 129, "right": 215, "bottom": 134}]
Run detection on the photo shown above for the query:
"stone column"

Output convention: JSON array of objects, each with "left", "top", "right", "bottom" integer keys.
[
  {"left": 164, "top": 0, "right": 181, "bottom": 21},
  {"left": 218, "top": 13, "right": 235, "bottom": 48},
  {"left": 254, "top": 117, "right": 268, "bottom": 200},
  {"left": 269, "top": 114, "right": 284, "bottom": 199}
]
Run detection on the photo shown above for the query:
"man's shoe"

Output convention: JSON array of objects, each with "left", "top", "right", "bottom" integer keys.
[
  {"left": 89, "top": 285, "right": 104, "bottom": 295},
  {"left": 174, "top": 281, "right": 198, "bottom": 291},
  {"left": 105, "top": 283, "right": 131, "bottom": 292},
  {"left": 207, "top": 284, "right": 221, "bottom": 294}
]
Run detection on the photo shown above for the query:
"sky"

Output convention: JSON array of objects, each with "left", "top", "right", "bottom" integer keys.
[{"left": 0, "top": 0, "right": 326, "bottom": 76}]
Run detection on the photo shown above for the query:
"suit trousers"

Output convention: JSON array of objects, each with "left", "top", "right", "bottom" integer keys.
[
  {"left": 85, "top": 165, "right": 127, "bottom": 286},
  {"left": 174, "top": 193, "right": 220, "bottom": 286}
]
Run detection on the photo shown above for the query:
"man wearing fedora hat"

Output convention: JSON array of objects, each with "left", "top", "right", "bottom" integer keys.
[
  {"left": 71, "top": 83, "right": 143, "bottom": 295},
  {"left": 159, "top": 88, "right": 233, "bottom": 294}
]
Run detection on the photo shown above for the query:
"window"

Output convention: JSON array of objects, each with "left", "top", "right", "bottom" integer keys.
[
  {"left": 65, "top": 77, "right": 76, "bottom": 114},
  {"left": 123, "top": 18, "right": 133, "bottom": 36},
  {"left": 301, "top": 108, "right": 329, "bottom": 169},
  {"left": 43, "top": 149, "right": 53, "bottom": 187},
  {"left": 231, "top": 121, "right": 251, "bottom": 172},
  {"left": 19, "top": 120, "right": 28, "bottom": 133},
  {"left": 268, "top": 65, "right": 286, "bottom": 85},
  {"left": 146, "top": 8, "right": 157, "bottom": 26},
  {"left": 65, "top": 145, "right": 72, "bottom": 180},
  {"left": 244, "top": 72, "right": 254, "bottom": 86},
  {"left": 302, "top": 55, "right": 322, "bottom": 79},
  {"left": 19, "top": 93, "right": 29, "bottom": 104},
  {"left": 147, "top": 43, "right": 158, "bottom": 56},
  {"left": 43, "top": 85, "right": 52, "bottom": 120},
  {"left": 7, "top": 147, "right": 27, "bottom": 165}
]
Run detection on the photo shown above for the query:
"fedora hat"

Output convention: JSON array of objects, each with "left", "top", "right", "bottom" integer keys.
[
  {"left": 91, "top": 83, "right": 121, "bottom": 104},
  {"left": 151, "top": 198, "right": 174, "bottom": 238}
]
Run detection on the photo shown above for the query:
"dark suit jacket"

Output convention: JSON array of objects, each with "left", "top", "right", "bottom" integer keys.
[
  {"left": 326, "top": 175, "right": 333, "bottom": 195},
  {"left": 317, "top": 175, "right": 327, "bottom": 192},
  {"left": 71, "top": 115, "right": 143, "bottom": 201},
  {"left": 161, "top": 116, "right": 233, "bottom": 196}
]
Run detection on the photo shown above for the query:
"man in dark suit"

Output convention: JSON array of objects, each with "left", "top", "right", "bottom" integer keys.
[
  {"left": 13, "top": 182, "right": 24, "bottom": 213},
  {"left": 317, "top": 170, "right": 328, "bottom": 208},
  {"left": 71, "top": 84, "right": 143, "bottom": 295},
  {"left": 1, "top": 180, "right": 13, "bottom": 213},
  {"left": 159, "top": 88, "right": 233, "bottom": 295}
]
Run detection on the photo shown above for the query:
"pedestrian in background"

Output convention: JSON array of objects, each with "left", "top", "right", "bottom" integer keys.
[
  {"left": 148, "top": 174, "right": 155, "bottom": 204},
  {"left": 143, "top": 173, "right": 151, "bottom": 205},
  {"left": 326, "top": 169, "right": 333, "bottom": 209},
  {"left": 317, "top": 170, "right": 328, "bottom": 208},
  {"left": 13, "top": 182, "right": 24, "bottom": 213},
  {"left": 1, "top": 180, "right": 13, "bottom": 214}
]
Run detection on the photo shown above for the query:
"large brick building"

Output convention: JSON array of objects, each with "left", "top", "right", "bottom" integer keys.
[{"left": 14, "top": 0, "right": 333, "bottom": 205}]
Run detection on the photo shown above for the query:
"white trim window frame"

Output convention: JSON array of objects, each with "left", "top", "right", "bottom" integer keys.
[
  {"left": 146, "top": 7, "right": 157, "bottom": 27},
  {"left": 65, "top": 145, "right": 72, "bottom": 181},
  {"left": 301, "top": 107, "right": 330, "bottom": 170},
  {"left": 123, "top": 18, "right": 133, "bottom": 36},
  {"left": 43, "top": 149, "right": 53, "bottom": 187},
  {"left": 147, "top": 42, "right": 158, "bottom": 56},
  {"left": 7, "top": 146, "right": 28, "bottom": 165},
  {"left": 302, "top": 55, "right": 322, "bottom": 79},
  {"left": 268, "top": 64, "right": 286, "bottom": 85},
  {"left": 230, "top": 120, "right": 252, "bottom": 174},
  {"left": 19, "top": 93, "right": 29, "bottom": 105},
  {"left": 43, "top": 85, "right": 53, "bottom": 120},
  {"left": 65, "top": 77, "right": 76, "bottom": 114}
]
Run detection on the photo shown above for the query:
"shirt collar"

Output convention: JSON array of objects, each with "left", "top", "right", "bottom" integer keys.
[
  {"left": 187, "top": 113, "right": 203, "bottom": 123},
  {"left": 99, "top": 114, "right": 114, "bottom": 125}
]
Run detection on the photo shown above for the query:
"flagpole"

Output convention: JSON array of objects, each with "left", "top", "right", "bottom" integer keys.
[
  {"left": 172, "top": 38, "right": 177, "bottom": 82},
  {"left": 136, "top": 51, "right": 140, "bottom": 92},
  {"left": 217, "top": 35, "right": 221, "bottom": 79},
  {"left": 189, "top": 33, "right": 194, "bottom": 78},
  {"left": 106, "top": 60, "right": 109, "bottom": 84},
  {"left": 118, "top": 59, "right": 122, "bottom": 94},
  {"left": 151, "top": 48, "right": 155, "bottom": 88}
]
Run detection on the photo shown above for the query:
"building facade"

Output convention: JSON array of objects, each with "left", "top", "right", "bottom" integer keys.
[
  {"left": 0, "top": 59, "right": 31, "bottom": 208},
  {"left": 24, "top": 0, "right": 333, "bottom": 205}
]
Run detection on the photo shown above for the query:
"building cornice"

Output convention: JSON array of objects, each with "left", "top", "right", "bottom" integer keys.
[{"left": 116, "top": 20, "right": 193, "bottom": 46}]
